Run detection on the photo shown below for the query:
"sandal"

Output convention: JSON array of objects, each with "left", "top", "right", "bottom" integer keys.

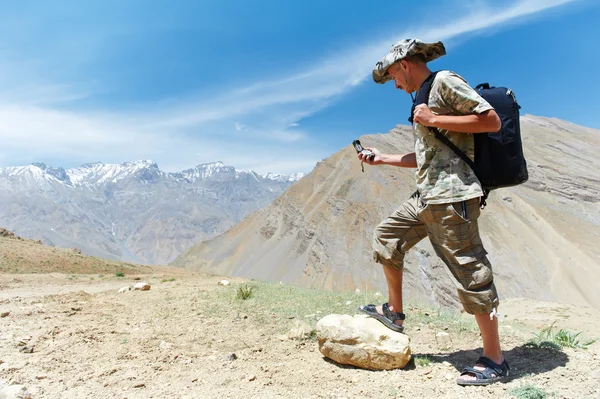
[
  {"left": 457, "top": 356, "right": 510, "bottom": 386},
  {"left": 357, "top": 302, "right": 405, "bottom": 333}
]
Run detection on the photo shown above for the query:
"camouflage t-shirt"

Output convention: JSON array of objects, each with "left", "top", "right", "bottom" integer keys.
[{"left": 413, "top": 70, "right": 493, "bottom": 204}]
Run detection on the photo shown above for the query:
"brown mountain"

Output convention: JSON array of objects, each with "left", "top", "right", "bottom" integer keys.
[{"left": 172, "top": 115, "right": 600, "bottom": 311}]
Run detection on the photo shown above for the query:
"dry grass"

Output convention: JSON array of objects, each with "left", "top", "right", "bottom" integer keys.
[{"left": 0, "top": 236, "right": 153, "bottom": 275}]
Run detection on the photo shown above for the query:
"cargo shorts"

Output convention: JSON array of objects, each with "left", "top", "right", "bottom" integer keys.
[{"left": 372, "top": 192, "right": 499, "bottom": 315}]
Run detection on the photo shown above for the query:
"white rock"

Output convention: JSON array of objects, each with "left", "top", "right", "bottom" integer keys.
[
  {"left": 0, "top": 384, "right": 32, "bottom": 399},
  {"left": 133, "top": 282, "right": 151, "bottom": 291},
  {"left": 118, "top": 286, "right": 131, "bottom": 293},
  {"left": 345, "top": 301, "right": 352, "bottom": 305},
  {"left": 316, "top": 314, "right": 411, "bottom": 370},
  {"left": 159, "top": 341, "right": 172, "bottom": 350},
  {"left": 287, "top": 320, "right": 314, "bottom": 340},
  {"left": 436, "top": 332, "right": 452, "bottom": 349},
  {"left": 354, "top": 288, "right": 361, "bottom": 294},
  {"left": 218, "top": 280, "right": 230, "bottom": 286}
]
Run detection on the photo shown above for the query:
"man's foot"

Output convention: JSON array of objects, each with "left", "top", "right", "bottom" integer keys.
[
  {"left": 456, "top": 356, "right": 509, "bottom": 386},
  {"left": 357, "top": 303, "right": 405, "bottom": 333}
]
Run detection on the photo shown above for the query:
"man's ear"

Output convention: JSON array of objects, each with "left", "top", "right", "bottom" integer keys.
[{"left": 400, "top": 60, "right": 409, "bottom": 73}]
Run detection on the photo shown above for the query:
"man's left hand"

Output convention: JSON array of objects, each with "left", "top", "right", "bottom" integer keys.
[{"left": 413, "top": 104, "right": 437, "bottom": 127}]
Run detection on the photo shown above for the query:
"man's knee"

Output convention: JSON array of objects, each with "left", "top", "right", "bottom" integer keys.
[
  {"left": 372, "top": 226, "right": 405, "bottom": 270},
  {"left": 455, "top": 258, "right": 499, "bottom": 314}
]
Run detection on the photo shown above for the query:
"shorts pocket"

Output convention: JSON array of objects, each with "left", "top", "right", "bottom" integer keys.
[{"left": 450, "top": 199, "right": 481, "bottom": 223}]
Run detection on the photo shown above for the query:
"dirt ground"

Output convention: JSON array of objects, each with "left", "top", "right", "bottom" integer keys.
[{"left": 1, "top": 272, "right": 599, "bottom": 399}]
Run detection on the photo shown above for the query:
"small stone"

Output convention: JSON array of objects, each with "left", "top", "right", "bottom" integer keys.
[
  {"left": 1, "top": 312, "right": 10, "bottom": 318},
  {"left": 133, "top": 383, "right": 145, "bottom": 388},
  {"left": 442, "top": 361, "right": 452, "bottom": 367},
  {"left": 354, "top": 288, "right": 361, "bottom": 294},
  {"left": 444, "top": 373, "right": 454, "bottom": 380},
  {"left": 422, "top": 368, "right": 432, "bottom": 375},
  {"left": 435, "top": 332, "right": 452, "bottom": 349},
  {"left": 0, "top": 385, "right": 32, "bottom": 399},
  {"left": 248, "top": 375, "right": 256, "bottom": 381},
  {"left": 71, "top": 307, "right": 82, "bottom": 312},
  {"left": 218, "top": 280, "right": 230, "bottom": 286},
  {"left": 374, "top": 292, "right": 382, "bottom": 297},
  {"left": 19, "top": 346, "right": 34, "bottom": 353},
  {"left": 118, "top": 287, "right": 131, "bottom": 293},
  {"left": 345, "top": 301, "right": 352, "bottom": 305},
  {"left": 134, "top": 282, "right": 150, "bottom": 291},
  {"left": 223, "top": 353, "right": 237, "bottom": 362},
  {"left": 159, "top": 341, "right": 172, "bottom": 350},
  {"left": 36, "top": 375, "right": 48, "bottom": 380}
]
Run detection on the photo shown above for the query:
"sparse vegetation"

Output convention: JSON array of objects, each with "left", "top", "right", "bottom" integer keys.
[
  {"left": 508, "top": 383, "right": 548, "bottom": 399},
  {"left": 162, "top": 278, "right": 176, "bottom": 283},
  {"left": 0, "top": 235, "right": 153, "bottom": 275},
  {"left": 413, "top": 355, "right": 431, "bottom": 367},
  {"left": 236, "top": 284, "right": 254, "bottom": 300},
  {"left": 116, "top": 272, "right": 125, "bottom": 277},
  {"left": 527, "top": 322, "right": 597, "bottom": 350}
]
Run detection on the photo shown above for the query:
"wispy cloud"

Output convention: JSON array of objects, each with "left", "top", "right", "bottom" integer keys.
[{"left": 0, "top": 0, "right": 581, "bottom": 174}]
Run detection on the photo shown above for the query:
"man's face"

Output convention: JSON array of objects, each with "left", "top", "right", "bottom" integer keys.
[{"left": 387, "top": 60, "right": 412, "bottom": 94}]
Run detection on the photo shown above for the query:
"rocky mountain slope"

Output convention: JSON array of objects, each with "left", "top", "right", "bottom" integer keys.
[
  {"left": 173, "top": 115, "right": 600, "bottom": 311},
  {"left": 0, "top": 161, "right": 303, "bottom": 265}
]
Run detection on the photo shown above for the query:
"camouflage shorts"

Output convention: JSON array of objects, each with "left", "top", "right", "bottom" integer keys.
[{"left": 372, "top": 192, "right": 499, "bottom": 315}]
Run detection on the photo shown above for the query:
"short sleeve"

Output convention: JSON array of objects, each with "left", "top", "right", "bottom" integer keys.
[{"left": 438, "top": 72, "right": 493, "bottom": 115}]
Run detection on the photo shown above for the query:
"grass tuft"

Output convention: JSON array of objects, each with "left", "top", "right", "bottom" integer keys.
[
  {"left": 508, "top": 383, "right": 548, "bottom": 399},
  {"left": 236, "top": 284, "right": 254, "bottom": 300},
  {"left": 526, "top": 322, "right": 597, "bottom": 350},
  {"left": 413, "top": 355, "right": 431, "bottom": 367}
]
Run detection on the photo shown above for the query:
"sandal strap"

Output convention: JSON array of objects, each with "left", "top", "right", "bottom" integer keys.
[
  {"left": 382, "top": 302, "right": 405, "bottom": 321},
  {"left": 460, "top": 366, "right": 497, "bottom": 380},
  {"left": 476, "top": 357, "right": 509, "bottom": 376}
]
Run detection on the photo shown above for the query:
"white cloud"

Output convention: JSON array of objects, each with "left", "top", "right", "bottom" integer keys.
[{"left": 0, "top": 0, "right": 581, "bottom": 174}]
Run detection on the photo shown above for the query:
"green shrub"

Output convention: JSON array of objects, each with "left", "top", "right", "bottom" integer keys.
[
  {"left": 508, "top": 383, "right": 547, "bottom": 399},
  {"left": 236, "top": 284, "right": 254, "bottom": 300},
  {"left": 527, "top": 322, "right": 597, "bottom": 350}
]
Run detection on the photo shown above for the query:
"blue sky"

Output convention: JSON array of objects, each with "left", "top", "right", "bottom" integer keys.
[{"left": 0, "top": 0, "right": 598, "bottom": 174}]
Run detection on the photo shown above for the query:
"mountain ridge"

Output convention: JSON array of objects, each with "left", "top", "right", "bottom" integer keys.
[{"left": 0, "top": 160, "right": 304, "bottom": 265}]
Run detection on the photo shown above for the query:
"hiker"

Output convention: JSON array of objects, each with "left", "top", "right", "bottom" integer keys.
[{"left": 357, "top": 39, "right": 509, "bottom": 386}]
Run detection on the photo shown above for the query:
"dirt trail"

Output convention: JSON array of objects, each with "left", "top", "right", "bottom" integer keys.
[{"left": 0, "top": 273, "right": 599, "bottom": 399}]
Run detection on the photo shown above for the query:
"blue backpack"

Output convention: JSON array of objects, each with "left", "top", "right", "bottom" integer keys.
[{"left": 410, "top": 71, "right": 529, "bottom": 207}]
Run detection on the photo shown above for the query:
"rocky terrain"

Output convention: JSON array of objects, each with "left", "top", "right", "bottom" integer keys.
[
  {"left": 0, "top": 161, "right": 303, "bottom": 265},
  {"left": 173, "top": 115, "right": 600, "bottom": 311},
  {"left": 0, "top": 271, "right": 598, "bottom": 399}
]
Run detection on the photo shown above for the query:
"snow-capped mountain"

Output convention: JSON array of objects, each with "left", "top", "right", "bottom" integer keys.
[{"left": 0, "top": 160, "right": 305, "bottom": 265}]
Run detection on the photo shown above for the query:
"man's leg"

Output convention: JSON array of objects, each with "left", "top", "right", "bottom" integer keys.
[
  {"left": 419, "top": 198, "right": 506, "bottom": 383},
  {"left": 382, "top": 264, "right": 404, "bottom": 323},
  {"left": 475, "top": 313, "right": 503, "bottom": 365},
  {"left": 366, "top": 192, "right": 426, "bottom": 328}
]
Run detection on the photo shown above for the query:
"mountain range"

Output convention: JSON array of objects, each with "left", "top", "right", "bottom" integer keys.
[
  {"left": 0, "top": 160, "right": 303, "bottom": 264},
  {"left": 172, "top": 115, "right": 600, "bottom": 311}
]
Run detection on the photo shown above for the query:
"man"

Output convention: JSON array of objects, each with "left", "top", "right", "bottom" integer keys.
[{"left": 357, "top": 39, "right": 509, "bottom": 386}]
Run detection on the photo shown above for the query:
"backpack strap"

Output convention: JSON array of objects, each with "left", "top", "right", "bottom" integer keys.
[{"left": 409, "top": 71, "right": 440, "bottom": 123}]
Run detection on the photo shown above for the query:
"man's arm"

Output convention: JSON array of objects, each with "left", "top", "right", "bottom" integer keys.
[
  {"left": 358, "top": 149, "right": 417, "bottom": 168},
  {"left": 413, "top": 105, "right": 501, "bottom": 133}
]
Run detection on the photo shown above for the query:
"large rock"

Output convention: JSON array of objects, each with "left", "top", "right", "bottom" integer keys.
[{"left": 316, "top": 314, "right": 411, "bottom": 370}]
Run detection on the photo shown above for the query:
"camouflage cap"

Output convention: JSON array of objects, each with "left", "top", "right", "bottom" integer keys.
[{"left": 372, "top": 39, "right": 446, "bottom": 84}]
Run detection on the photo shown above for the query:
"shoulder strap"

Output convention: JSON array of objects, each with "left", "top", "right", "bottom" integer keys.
[
  {"left": 429, "top": 127, "right": 476, "bottom": 170},
  {"left": 409, "top": 71, "right": 440, "bottom": 123}
]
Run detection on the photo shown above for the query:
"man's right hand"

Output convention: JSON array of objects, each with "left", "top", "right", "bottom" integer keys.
[{"left": 358, "top": 147, "right": 382, "bottom": 165}]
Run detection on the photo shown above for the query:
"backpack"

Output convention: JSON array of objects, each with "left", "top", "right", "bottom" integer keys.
[{"left": 410, "top": 71, "right": 528, "bottom": 207}]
